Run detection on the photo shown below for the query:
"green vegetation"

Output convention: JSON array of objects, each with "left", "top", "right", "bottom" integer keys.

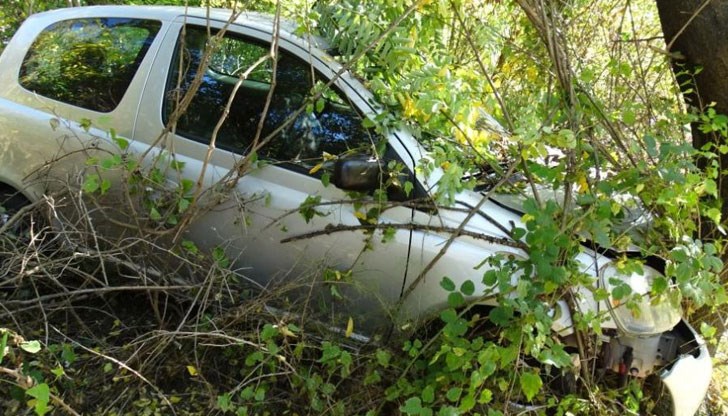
[{"left": 1, "top": 0, "right": 727, "bottom": 415}]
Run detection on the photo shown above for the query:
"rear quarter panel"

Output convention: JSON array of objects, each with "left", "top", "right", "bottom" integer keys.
[{"left": 0, "top": 9, "right": 171, "bottom": 199}]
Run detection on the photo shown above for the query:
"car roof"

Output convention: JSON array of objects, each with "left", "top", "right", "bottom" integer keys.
[{"left": 30, "top": 5, "right": 332, "bottom": 50}]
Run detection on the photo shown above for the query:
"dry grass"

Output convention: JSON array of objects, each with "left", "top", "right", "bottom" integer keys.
[{"left": 0, "top": 192, "right": 393, "bottom": 415}]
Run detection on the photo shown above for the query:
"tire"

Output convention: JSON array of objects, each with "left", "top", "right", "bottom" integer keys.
[{"left": 0, "top": 187, "right": 32, "bottom": 236}]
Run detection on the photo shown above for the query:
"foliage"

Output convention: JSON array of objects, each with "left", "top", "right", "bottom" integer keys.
[
  {"left": 0, "top": 329, "right": 57, "bottom": 416},
  {"left": 309, "top": 0, "right": 727, "bottom": 411},
  {"left": 0, "top": 0, "right": 68, "bottom": 53}
]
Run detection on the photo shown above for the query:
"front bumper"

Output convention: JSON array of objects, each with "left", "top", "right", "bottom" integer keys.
[{"left": 661, "top": 320, "right": 712, "bottom": 416}]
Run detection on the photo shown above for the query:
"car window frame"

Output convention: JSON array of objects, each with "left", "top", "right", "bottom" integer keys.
[
  {"left": 157, "top": 17, "right": 429, "bottom": 202},
  {"left": 163, "top": 24, "right": 385, "bottom": 174}
]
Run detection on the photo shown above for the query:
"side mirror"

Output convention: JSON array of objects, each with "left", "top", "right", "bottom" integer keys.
[{"left": 332, "top": 157, "right": 383, "bottom": 192}]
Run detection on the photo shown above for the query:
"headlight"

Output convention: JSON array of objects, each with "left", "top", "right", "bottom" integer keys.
[{"left": 600, "top": 264, "right": 681, "bottom": 336}]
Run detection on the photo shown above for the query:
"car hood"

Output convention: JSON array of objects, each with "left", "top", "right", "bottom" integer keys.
[{"left": 470, "top": 184, "right": 652, "bottom": 254}]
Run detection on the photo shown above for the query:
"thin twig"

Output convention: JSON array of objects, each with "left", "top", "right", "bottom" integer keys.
[
  {"left": 51, "top": 326, "right": 178, "bottom": 416},
  {"left": 2, "top": 285, "right": 198, "bottom": 307},
  {"left": 281, "top": 221, "right": 526, "bottom": 249}
]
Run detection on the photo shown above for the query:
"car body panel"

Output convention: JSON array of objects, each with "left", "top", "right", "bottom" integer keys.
[
  {"left": 662, "top": 327, "right": 712, "bottom": 416},
  {"left": 131, "top": 14, "right": 421, "bottom": 332}
]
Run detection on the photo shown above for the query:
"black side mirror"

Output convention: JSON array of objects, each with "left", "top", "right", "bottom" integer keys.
[{"left": 332, "top": 157, "right": 383, "bottom": 192}]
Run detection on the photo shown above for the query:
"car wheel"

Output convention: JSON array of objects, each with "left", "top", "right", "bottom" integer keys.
[{"left": 0, "top": 187, "right": 32, "bottom": 237}]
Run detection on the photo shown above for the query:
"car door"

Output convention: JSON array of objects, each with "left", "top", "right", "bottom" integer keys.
[{"left": 134, "top": 17, "right": 417, "bottom": 335}]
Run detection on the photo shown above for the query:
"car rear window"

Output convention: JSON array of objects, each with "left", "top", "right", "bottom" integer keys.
[{"left": 19, "top": 17, "right": 161, "bottom": 113}]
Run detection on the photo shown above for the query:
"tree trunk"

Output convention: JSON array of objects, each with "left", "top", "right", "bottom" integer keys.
[
  {"left": 655, "top": 0, "right": 728, "bottom": 231},
  {"left": 655, "top": 0, "right": 728, "bottom": 352}
]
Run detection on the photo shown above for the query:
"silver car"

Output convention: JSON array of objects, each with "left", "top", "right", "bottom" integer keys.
[{"left": 0, "top": 6, "right": 712, "bottom": 414}]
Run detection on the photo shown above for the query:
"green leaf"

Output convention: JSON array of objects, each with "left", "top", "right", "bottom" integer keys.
[
  {"left": 170, "top": 160, "right": 186, "bottom": 171},
  {"left": 245, "top": 351, "right": 264, "bottom": 366},
  {"left": 240, "top": 386, "right": 255, "bottom": 400},
  {"left": 178, "top": 198, "right": 191, "bottom": 213},
  {"left": 83, "top": 175, "right": 100, "bottom": 194},
  {"left": 579, "top": 68, "right": 595, "bottom": 82},
  {"left": 20, "top": 340, "right": 41, "bottom": 354},
  {"left": 260, "top": 324, "right": 278, "bottom": 341},
  {"left": 447, "top": 292, "right": 465, "bottom": 308},
  {"left": 376, "top": 349, "right": 391, "bottom": 367},
  {"left": 440, "top": 309, "right": 457, "bottom": 324},
  {"left": 113, "top": 136, "right": 129, "bottom": 151},
  {"left": 364, "top": 369, "right": 381, "bottom": 385},
  {"left": 488, "top": 306, "right": 512, "bottom": 326},
  {"left": 254, "top": 387, "right": 265, "bottom": 401},
  {"left": 50, "top": 366, "right": 64, "bottom": 379},
  {"left": 381, "top": 226, "right": 396, "bottom": 243},
  {"left": 26, "top": 383, "right": 50, "bottom": 404},
  {"left": 400, "top": 397, "right": 430, "bottom": 415},
  {"left": 444, "top": 317, "right": 468, "bottom": 338},
  {"left": 79, "top": 118, "right": 92, "bottom": 132},
  {"left": 149, "top": 207, "right": 162, "bottom": 221},
  {"left": 440, "top": 276, "right": 456, "bottom": 292},
  {"left": 483, "top": 270, "right": 498, "bottom": 286},
  {"left": 100, "top": 179, "right": 112, "bottom": 195},
  {"left": 213, "top": 247, "right": 230, "bottom": 268},
  {"left": 321, "top": 171, "right": 331, "bottom": 187},
  {"left": 446, "top": 387, "right": 462, "bottom": 402},
  {"left": 511, "top": 227, "right": 526, "bottom": 240},
  {"left": 181, "top": 240, "right": 199, "bottom": 255},
  {"left": 478, "top": 388, "right": 493, "bottom": 404},
  {"left": 217, "top": 393, "right": 233, "bottom": 411},
  {"left": 621, "top": 108, "right": 636, "bottom": 126},
  {"left": 438, "top": 406, "right": 459, "bottom": 416},
  {"left": 704, "top": 179, "right": 718, "bottom": 197},
  {"left": 700, "top": 322, "right": 717, "bottom": 340},
  {"left": 706, "top": 207, "right": 722, "bottom": 225},
  {"left": 403, "top": 181, "right": 414, "bottom": 197},
  {"left": 362, "top": 117, "right": 375, "bottom": 128},
  {"left": 421, "top": 385, "right": 435, "bottom": 403},
  {"left": 460, "top": 280, "right": 475, "bottom": 296},
  {"left": 459, "top": 393, "right": 476, "bottom": 412},
  {"left": 181, "top": 179, "right": 195, "bottom": 193},
  {"left": 61, "top": 344, "right": 76, "bottom": 365},
  {"left": 100, "top": 156, "right": 118, "bottom": 170},
  {"left": 611, "top": 283, "right": 631, "bottom": 300},
  {"left": 651, "top": 276, "right": 668, "bottom": 294},
  {"left": 519, "top": 372, "right": 542, "bottom": 401},
  {"left": 0, "top": 332, "right": 7, "bottom": 363},
  {"left": 555, "top": 129, "right": 576, "bottom": 149},
  {"left": 299, "top": 195, "right": 326, "bottom": 223},
  {"left": 594, "top": 288, "right": 609, "bottom": 301}
]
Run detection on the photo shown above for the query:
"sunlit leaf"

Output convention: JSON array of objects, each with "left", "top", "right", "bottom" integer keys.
[
  {"left": 519, "top": 372, "right": 542, "bottom": 401},
  {"left": 20, "top": 340, "right": 41, "bottom": 354},
  {"left": 345, "top": 317, "right": 354, "bottom": 338}
]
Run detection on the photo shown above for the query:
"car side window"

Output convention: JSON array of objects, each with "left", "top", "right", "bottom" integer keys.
[
  {"left": 165, "top": 25, "right": 379, "bottom": 171},
  {"left": 19, "top": 18, "right": 161, "bottom": 113}
]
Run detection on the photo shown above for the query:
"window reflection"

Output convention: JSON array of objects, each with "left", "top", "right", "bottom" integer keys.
[{"left": 20, "top": 18, "right": 161, "bottom": 112}]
